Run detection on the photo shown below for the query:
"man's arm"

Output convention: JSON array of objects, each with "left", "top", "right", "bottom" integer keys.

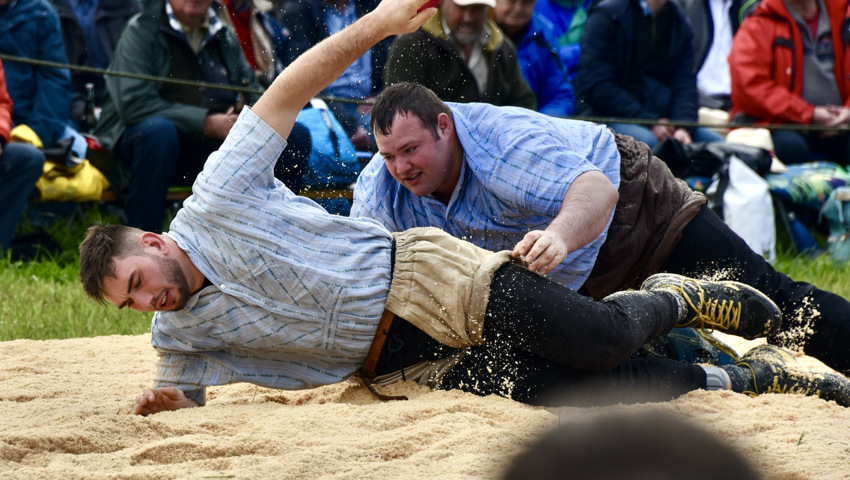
[
  {"left": 513, "top": 170, "right": 619, "bottom": 275},
  {"left": 251, "top": 0, "right": 435, "bottom": 140}
]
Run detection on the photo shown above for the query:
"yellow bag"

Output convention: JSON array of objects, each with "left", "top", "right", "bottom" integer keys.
[
  {"left": 35, "top": 159, "right": 110, "bottom": 202},
  {"left": 9, "top": 124, "right": 43, "bottom": 148},
  {"left": 10, "top": 124, "right": 110, "bottom": 202}
]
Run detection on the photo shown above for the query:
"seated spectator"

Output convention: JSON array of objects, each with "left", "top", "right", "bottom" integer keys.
[
  {"left": 383, "top": 0, "right": 536, "bottom": 110},
  {"left": 728, "top": 0, "right": 850, "bottom": 166},
  {"left": 215, "top": 0, "right": 289, "bottom": 88},
  {"left": 0, "top": 0, "right": 81, "bottom": 154},
  {"left": 533, "top": 0, "right": 591, "bottom": 77},
  {"left": 534, "top": 0, "right": 593, "bottom": 47},
  {"left": 574, "top": 0, "right": 724, "bottom": 148},
  {"left": 94, "top": 0, "right": 310, "bottom": 232},
  {"left": 49, "top": 0, "right": 142, "bottom": 132},
  {"left": 493, "top": 0, "right": 574, "bottom": 117},
  {"left": 279, "top": 0, "right": 389, "bottom": 151},
  {"left": 0, "top": 59, "right": 45, "bottom": 254},
  {"left": 673, "top": 0, "right": 748, "bottom": 112}
]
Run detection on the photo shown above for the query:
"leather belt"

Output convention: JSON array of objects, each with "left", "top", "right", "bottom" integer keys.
[{"left": 356, "top": 308, "right": 408, "bottom": 401}]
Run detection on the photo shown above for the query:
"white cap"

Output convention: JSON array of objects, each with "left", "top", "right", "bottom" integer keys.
[{"left": 450, "top": 0, "right": 496, "bottom": 7}]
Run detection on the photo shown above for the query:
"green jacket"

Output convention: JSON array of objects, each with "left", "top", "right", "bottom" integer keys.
[
  {"left": 94, "top": 0, "right": 261, "bottom": 150},
  {"left": 383, "top": 13, "right": 535, "bottom": 109}
]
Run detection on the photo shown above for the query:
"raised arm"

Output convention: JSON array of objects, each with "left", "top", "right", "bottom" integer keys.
[{"left": 252, "top": 0, "right": 435, "bottom": 139}]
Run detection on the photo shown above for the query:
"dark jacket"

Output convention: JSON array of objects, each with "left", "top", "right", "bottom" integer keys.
[
  {"left": 94, "top": 0, "right": 261, "bottom": 149},
  {"left": 0, "top": 0, "right": 73, "bottom": 146},
  {"left": 280, "top": 0, "right": 390, "bottom": 97},
  {"left": 49, "top": 0, "right": 142, "bottom": 124},
  {"left": 574, "top": 0, "right": 698, "bottom": 122},
  {"left": 383, "top": 12, "right": 536, "bottom": 109}
]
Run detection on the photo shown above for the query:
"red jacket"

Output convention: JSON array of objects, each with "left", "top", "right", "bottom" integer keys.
[
  {"left": 729, "top": 0, "right": 850, "bottom": 124},
  {"left": 0, "top": 60, "right": 12, "bottom": 143}
]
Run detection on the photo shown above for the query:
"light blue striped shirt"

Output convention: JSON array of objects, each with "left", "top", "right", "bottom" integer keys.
[
  {"left": 151, "top": 108, "right": 393, "bottom": 404},
  {"left": 352, "top": 102, "right": 620, "bottom": 290}
]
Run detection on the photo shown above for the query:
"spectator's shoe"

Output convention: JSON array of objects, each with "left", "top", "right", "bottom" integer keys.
[
  {"left": 641, "top": 273, "right": 781, "bottom": 340},
  {"left": 735, "top": 344, "right": 850, "bottom": 407}
]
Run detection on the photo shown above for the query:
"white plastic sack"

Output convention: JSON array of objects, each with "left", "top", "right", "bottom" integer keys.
[{"left": 707, "top": 155, "right": 777, "bottom": 262}]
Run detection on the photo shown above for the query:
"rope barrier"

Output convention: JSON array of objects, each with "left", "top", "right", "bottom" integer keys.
[
  {"left": 2, "top": 51, "right": 849, "bottom": 132},
  {"left": 0, "top": 53, "right": 262, "bottom": 96}
]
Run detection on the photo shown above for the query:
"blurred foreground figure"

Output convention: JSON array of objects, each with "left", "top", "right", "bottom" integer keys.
[{"left": 502, "top": 410, "right": 759, "bottom": 480}]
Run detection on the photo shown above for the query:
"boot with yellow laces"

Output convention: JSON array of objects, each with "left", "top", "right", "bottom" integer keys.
[
  {"left": 640, "top": 273, "right": 782, "bottom": 340},
  {"left": 726, "top": 344, "right": 850, "bottom": 406}
]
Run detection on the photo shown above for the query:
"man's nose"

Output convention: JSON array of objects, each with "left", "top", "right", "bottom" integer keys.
[
  {"left": 132, "top": 290, "right": 156, "bottom": 311},
  {"left": 395, "top": 156, "right": 412, "bottom": 174}
]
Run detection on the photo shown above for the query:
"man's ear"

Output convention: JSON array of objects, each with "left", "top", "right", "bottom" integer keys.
[
  {"left": 139, "top": 232, "right": 169, "bottom": 255},
  {"left": 436, "top": 112, "right": 453, "bottom": 138}
]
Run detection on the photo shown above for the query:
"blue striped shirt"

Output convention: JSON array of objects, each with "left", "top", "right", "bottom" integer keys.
[
  {"left": 151, "top": 108, "right": 393, "bottom": 404},
  {"left": 351, "top": 102, "right": 620, "bottom": 290}
]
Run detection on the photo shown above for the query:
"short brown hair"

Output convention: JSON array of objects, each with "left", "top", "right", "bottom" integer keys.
[
  {"left": 79, "top": 224, "right": 144, "bottom": 304},
  {"left": 372, "top": 83, "right": 452, "bottom": 140}
]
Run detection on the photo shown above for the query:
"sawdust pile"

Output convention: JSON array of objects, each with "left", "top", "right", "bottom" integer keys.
[{"left": 1, "top": 334, "right": 849, "bottom": 479}]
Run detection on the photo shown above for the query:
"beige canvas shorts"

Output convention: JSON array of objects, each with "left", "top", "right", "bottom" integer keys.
[{"left": 385, "top": 227, "right": 520, "bottom": 349}]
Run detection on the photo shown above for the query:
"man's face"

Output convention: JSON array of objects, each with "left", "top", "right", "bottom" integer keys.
[
  {"left": 102, "top": 252, "right": 191, "bottom": 312},
  {"left": 169, "top": 0, "right": 213, "bottom": 29},
  {"left": 493, "top": 0, "right": 536, "bottom": 37},
  {"left": 376, "top": 112, "right": 460, "bottom": 201},
  {"left": 441, "top": 0, "right": 489, "bottom": 45}
]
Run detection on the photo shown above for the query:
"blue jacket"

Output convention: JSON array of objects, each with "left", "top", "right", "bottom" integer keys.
[
  {"left": 511, "top": 13, "right": 574, "bottom": 117},
  {"left": 534, "top": 0, "right": 595, "bottom": 47},
  {"left": 0, "top": 0, "right": 73, "bottom": 146},
  {"left": 574, "top": 0, "right": 698, "bottom": 122}
]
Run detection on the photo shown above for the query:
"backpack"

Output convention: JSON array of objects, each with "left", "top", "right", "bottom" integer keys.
[{"left": 296, "top": 98, "right": 361, "bottom": 189}]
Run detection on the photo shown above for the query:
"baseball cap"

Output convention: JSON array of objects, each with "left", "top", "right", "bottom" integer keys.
[{"left": 450, "top": 0, "right": 497, "bottom": 7}]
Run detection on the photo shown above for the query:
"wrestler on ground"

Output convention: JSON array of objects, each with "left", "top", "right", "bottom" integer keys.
[{"left": 79, "top": 0, "right": 850, "bottom": 415}]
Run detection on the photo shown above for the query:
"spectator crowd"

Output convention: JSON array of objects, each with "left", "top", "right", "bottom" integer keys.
[{"left": 2, "top": 0, "right": 850, "bottom": 246}]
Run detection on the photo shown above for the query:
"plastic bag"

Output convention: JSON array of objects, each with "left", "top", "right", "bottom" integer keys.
[{"left": 707, "top": 155, "right": 776, "bottom": 261}]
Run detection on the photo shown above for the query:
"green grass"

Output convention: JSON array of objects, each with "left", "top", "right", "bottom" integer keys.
[
  {"left": 0, "top": 204, "right": 151, "bottom": 341},
  {"left": 0, "top": 259, "right": 151, "bottom": 341},
  {"left": 1, "top": 204, "right": 850, "bottom": 342},
  {"left": 774, "top": 248, "right": 850, "bottom": 299}
]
